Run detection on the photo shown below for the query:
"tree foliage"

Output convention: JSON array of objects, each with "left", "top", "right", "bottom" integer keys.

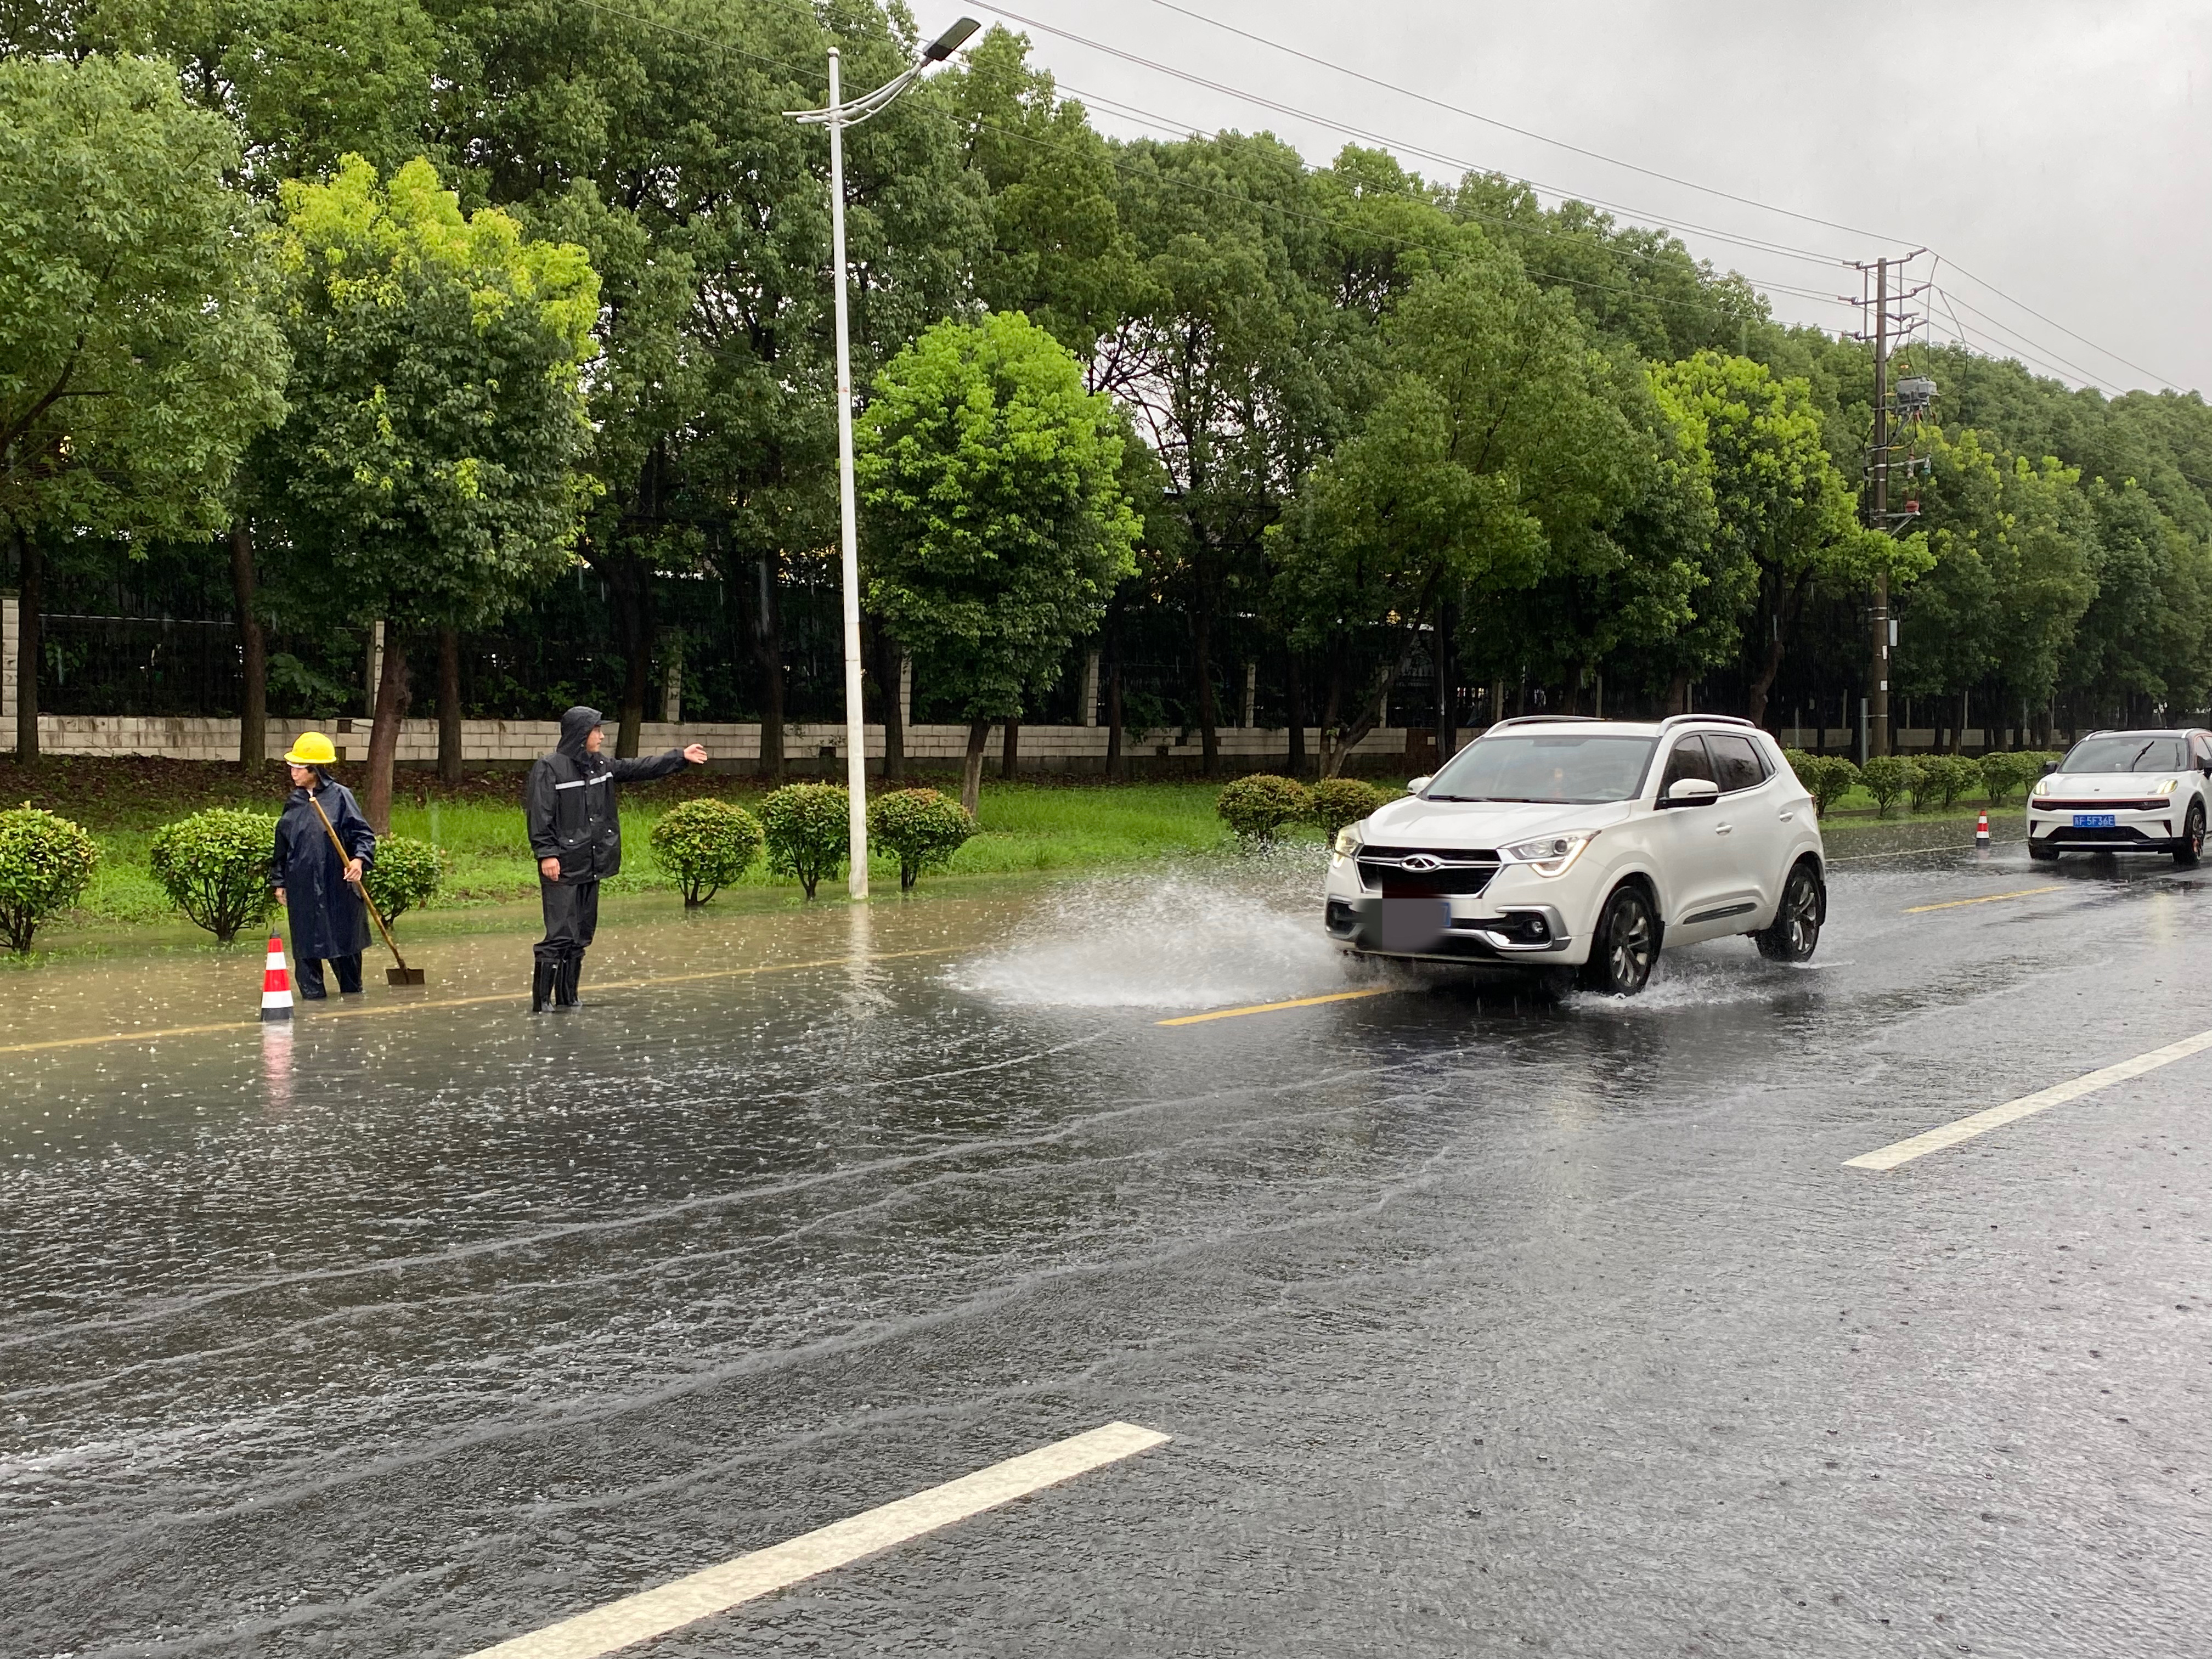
[
  {"left": 867, "top": 787, "right": 975, "bottom": 890},
  {"left": 0, "top": 803, "right": 98, "bottom": 952},
  {"left": 149, "top": 807, "right": 278, "bottom": 942},
  {"left": 649, "top": 798, "right": 764, "bottom": 907}
]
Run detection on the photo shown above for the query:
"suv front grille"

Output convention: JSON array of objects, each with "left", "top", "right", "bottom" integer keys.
[{"left": 1356, "top": 845, "right": 1500, "bottom": 896}]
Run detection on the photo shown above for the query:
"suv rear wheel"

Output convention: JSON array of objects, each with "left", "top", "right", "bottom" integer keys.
[
  {"left": 1578, "top": 884, "right": 1657, "bottom": 995},
  {"left": 1756, "top": 860, "right": 1824, "bottom": 961}
]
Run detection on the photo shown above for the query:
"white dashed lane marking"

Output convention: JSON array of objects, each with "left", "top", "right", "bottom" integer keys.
[{"left": 461, "top": 1421, "right": 1171, "bottom": 1659}]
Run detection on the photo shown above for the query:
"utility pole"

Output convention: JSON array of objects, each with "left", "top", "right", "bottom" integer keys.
[
  {"left": 1870, "top": 257, "right": 1890, "bottom": 761},
  {"left": 1850, "top": 251, "right": 1929, "bottom": 761}
]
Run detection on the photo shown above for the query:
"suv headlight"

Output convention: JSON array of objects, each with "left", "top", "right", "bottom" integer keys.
[
  {"left": 1332, "top": 826, "right": 1362, "bottom": 864},
  {"left": 1499, "top": 830, "right": 1596, "bottom": 878},
  {"left": 2155, "top": 777, "right": 2180, "bottom": 795}
]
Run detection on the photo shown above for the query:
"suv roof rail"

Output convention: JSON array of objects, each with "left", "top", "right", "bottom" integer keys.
[
  {"left": 1655, "top": 713, "right": 1756, "bottom": 733},
  {"left": 1481, "top": 714, "right": 1606, "bottom": 731}
]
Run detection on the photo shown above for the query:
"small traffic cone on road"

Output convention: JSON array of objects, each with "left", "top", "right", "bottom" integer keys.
[
  {"left": 1975, "top": 811, "right": 1991, "bottom": 847},
  {"left": 261, "top": 937, "right": 294, "bottom": 1022}
]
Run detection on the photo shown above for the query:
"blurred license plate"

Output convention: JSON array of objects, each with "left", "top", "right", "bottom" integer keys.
[
  {"left": 2073, "top": 813, "right": 2116, "bottom": 829},
  {"left": 1369, "top": 896, "right": 1449, "bottom": 953}
]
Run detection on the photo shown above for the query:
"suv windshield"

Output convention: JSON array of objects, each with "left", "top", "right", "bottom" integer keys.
[
  {"left": 2061, "top": 735, "right": 2188, "bottom": 773},
  {"left": 1426, "top": 733, "right": 1657, "bottom": 804}
]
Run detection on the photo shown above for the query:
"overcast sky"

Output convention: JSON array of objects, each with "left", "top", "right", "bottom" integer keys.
[{"left": 953, "top": 0, "right": 2211, "bottom": 397}]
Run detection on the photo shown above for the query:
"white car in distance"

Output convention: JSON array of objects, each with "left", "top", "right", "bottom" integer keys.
[
  {"left": 2026, "top": 727, "right": 2212, "bottom": 866},
  {"left": 1322, "top": 715, "right": 1827, "bottom": 995}
]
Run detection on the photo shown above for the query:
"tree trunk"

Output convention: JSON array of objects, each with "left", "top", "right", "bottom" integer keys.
[
  {"left": 1192, "top": 607, "right": 1220, "bottom": 777},
  {"left": 230, "top": 519, "right": 266, "bottom": 771},
  {"left": 13, "top": 527, "right": 39, "bottom": 764},
  {"left": 1104, "top": 660, "right": 1124, "bottom": 780},
  {"left": 437, "top": 625, "right": 464, "bottom": 786},
  {"left": 1000, "top": 716, "right": 1020, "bottom": 780},
  {"left": 362, "top": 632, "right": 412, "bottom": 834},
  {"left": 1326, "top": 643, "right": 1413, "bottom": 778},
  {"left": 961, "top": 719, "right": 991, "bottom": 814},
  {"left": 1435, "top": 596, "right": 1457, "bottom": 761},
  {"left": 871, "top": 622, "right": 905, "bottom": 783},
  {"left": 1285, "top": 647, "right": 1306, "bottom": 778},
  {"left": 751, "top": 557, "right": 785, "bottom": 781}
]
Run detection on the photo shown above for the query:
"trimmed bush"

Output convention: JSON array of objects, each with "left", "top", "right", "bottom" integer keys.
[
  {"left": 1784, "top": 749, "right": 1860, "bottom": 819},
  {"left": 0, "top": 804, "right": 100, "bottom": 954},
  {"left": 1216, "top": 774, "right": 1311, "bottom": 844},
  {"left": 868, "top": 788, "right": 977, "bottom": 890},
  {"left": 1859, "top": 755, "right": 1918, "bottom": 819},
  {"left": 1912, "top": 754, "right": 1981, "bottom": 811},
  {"left": 150, "top": 808, "right": 279, "bottom": 943},
  {"left": 650, "top": 798, "right": 764, "bottom": 907},
  {"left": 1977, "top": 749, "right": 2016, "bottom": 806},
  {"left": 1309, "top": 777, "right": 1389, "bottom": 838},
  {"left": 362, "top": 834, "right": 448, "bottom": 924},
  {"left": 760, "top": 783, "right": 849, "bottom": 899}
]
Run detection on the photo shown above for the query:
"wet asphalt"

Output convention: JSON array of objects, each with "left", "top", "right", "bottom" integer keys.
[{"left": 2, "top": 832, "right": 2208, "bottom": 1658}]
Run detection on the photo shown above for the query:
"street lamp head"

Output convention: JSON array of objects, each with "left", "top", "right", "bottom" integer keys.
[{"left": 922, "top": 16, "right": 980, "bottom": 61}]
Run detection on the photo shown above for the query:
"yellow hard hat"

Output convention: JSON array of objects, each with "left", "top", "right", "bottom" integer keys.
[{"left": 283, "top": 731, "right": 338, "bottom": 766}]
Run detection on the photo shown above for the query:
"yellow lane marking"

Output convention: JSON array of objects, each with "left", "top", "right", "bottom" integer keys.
[
  {"left": 1156, "top": 988, "right": 1395, "bottom": 1026},
  {"left": 1902, "top": 885, "right": 2062, "bottom": 914},
  {"left": 1847, "top": 1025, "right": 2212, "bottom": 1170},
  {"left": 0, "top": 947, "right": 957, "bottom": 1057},
  {"left": 462, "top": 1421, "right": 1170, "bottom": 1659}
]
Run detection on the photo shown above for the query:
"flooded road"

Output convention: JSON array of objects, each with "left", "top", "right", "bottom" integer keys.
[{"left": 3, "top": 842, "right": 2209, "bottom": 1656}]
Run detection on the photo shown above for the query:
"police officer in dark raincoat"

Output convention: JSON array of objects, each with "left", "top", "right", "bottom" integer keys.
[
  {"left": 271, "top": 731, "right": 377, "bottom": 998},
  {"left": 526, "top": 706, "right": 707, "bottom": 1011}
]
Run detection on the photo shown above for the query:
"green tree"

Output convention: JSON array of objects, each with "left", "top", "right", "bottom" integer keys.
[
  {"left": 254, "top": 153, "right": 599, "bottom": 828},
  {"left": 0, "top": 52, "right": 286, "bottom": 760},
  {"left": 1272, "top": 247, "right": 1650, "bottom": 774},
  {"left": 858, "top": 312, "right": 1140, "bottom": 812},
  {"left": 1654, "top": 352, "right": 1925, "bottom": 729}
]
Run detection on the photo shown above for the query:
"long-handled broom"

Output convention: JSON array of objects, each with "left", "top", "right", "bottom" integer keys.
[{"left": 306, "top": 792, "right": 426, "bottom": 986}]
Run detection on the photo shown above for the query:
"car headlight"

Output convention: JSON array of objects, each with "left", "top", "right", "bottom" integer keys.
[
  {"left": 1498, "top": 830, "right": 1596, "bottom": 878},
  {"left": 2155, "top": 777, "right": 2180, "bottom": 795},
  {"left": 1332, "top": 826, "right": 1362, "bottom": 864}
]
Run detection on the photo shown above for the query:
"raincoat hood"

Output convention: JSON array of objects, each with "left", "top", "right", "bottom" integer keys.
[{"left": 558, "top": 706, "right": 602, "bottom": 758}]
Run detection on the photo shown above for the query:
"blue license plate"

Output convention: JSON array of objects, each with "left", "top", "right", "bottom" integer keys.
[{"left": 2073, "top": 813, "right": 2116, "bottom": 829}]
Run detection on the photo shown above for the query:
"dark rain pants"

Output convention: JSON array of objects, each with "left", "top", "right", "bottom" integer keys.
[
  {"left": 534, "top": 878, "right": 600, "bottom": 967},
  {"left": 297, "top": 955, "right": 364, "bottom": 997}
]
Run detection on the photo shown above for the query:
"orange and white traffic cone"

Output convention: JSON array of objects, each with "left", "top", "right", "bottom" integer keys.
[
  {"left": 1975, "top": 811, "right": 1991, "bottom": 847},
  {"left": 261, "top": 937, "right": 294, "bottom": 1022}
]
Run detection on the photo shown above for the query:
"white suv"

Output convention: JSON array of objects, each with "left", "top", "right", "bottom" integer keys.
[
  {"left": 1322, "top": 715, "right": 1827, "bottom": 995},
  {"left": 2026, "top": 728, "right": 2212, "bottom": 866}
]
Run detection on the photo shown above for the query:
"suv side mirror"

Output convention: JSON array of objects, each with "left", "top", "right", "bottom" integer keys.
[
  {"left": 1660, "top": 777, "right": 1719, "bottom": 809},
  {"left": 1406, "top": 775, "right": 1432, "bottom": 794},
  {"left": 2041, "top": 760, "right": 2059, "bottom": 776}
]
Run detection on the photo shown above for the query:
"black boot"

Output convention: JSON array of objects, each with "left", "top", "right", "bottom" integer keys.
[
  {"left": 531, "top": 959, "right": 557, "bottom": 1014},
  {"left": 555, "top": 952, "right": 582, "bottom": 1007}
]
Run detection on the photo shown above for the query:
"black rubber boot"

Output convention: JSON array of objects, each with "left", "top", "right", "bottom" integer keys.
[
  {"left": 531, "top": 960, "right": 557, "bottom": 1014},
  {"left": 555, "top": 952, "right": 582, "bottom": 1008}
]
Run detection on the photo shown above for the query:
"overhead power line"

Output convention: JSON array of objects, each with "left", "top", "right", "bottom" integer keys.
[{"left": 1119, "top": 0, "right": 1908, "bottom": 247}]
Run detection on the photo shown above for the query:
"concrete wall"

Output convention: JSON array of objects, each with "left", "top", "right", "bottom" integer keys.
[{"left": 0, "top": 702, "right": 1422, "bottom": 774}]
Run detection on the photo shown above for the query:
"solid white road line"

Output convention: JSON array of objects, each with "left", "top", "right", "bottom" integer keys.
[
  {"left": 1846, "top": 1026, "right": 2212, "bottom": 1171},
  {"left": 461, "top": 1421, "right": 1171, "bottom": 1659}
]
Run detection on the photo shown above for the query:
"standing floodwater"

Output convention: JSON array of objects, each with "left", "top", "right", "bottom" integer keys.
[{"left": 2, "top": 848, "right": 2208, "bottom": 1656}]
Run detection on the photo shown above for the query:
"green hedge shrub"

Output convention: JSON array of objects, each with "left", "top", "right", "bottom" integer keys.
[
  {"left": 868, "top": 788, "right": 977, "bottom": 890},
  {"left": 650, "top": 799, "right": 764, "bottom": 907},
  {"left": 1859, "top": 755, "right": 1918, "bottom": 819},
  {"left": 760, "top": 783, "right": 849, "bottom": 899},
  {"left": 362, "top": 834, "right": 448, "bottom": 924},
  {"left": 1784, "top": 749, "right": 1860, "bottom": 818},
  {"left": 1216, "top": 774, "right": 1311, "bottom": 844},
  {"left": 0, "top": 804, "right": 99, "bottom": 953},
  {"left": 1911, "top": 754, "right": 1982, "bottom": 811},
  {"left": 1309, "top": 777, "right": 1389, "bottom": 837},
  {"left": 150, "top": 808, "right": 279, "bottom": 943},
  {"left": 1978, "top": 749, "right": 2061, "bottom": 806}
]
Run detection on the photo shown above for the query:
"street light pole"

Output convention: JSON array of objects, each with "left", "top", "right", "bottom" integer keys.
[{"left": 789, "top": 18, "right": 979, "bottom": 902}]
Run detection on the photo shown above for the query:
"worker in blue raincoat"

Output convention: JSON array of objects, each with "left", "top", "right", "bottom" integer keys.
[{"left": 270, "top": 731, "right": 377, "bottom": 998}]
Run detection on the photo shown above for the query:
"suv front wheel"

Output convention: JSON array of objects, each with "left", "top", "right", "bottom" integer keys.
[
  {"left": 2176, "top": 800, "right": 2205, "bottom": 868},
  {"left": 1578, "top": 884, "right": 1657, "bottom": 996},
  {"left": 1755, "top": 859, "right": 1824, "bottom": 961}
]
